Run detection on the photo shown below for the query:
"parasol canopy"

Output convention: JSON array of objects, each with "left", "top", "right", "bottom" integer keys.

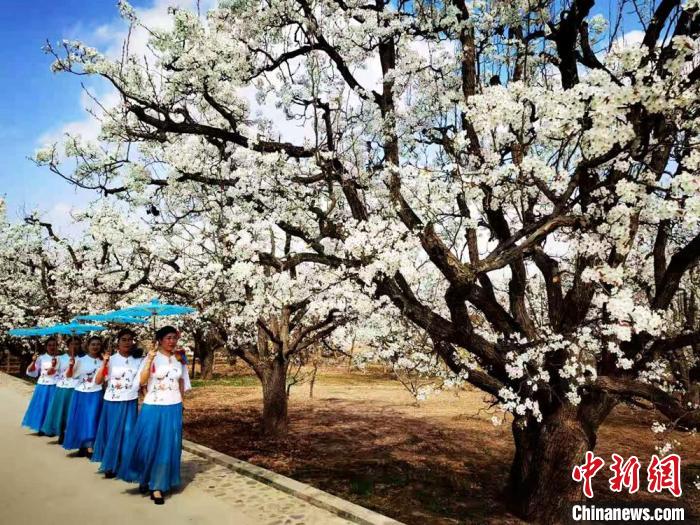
[
  {"left": 108, "top": 298, "right": 196, "bottom": 330},
  {"left": 7, "top": 327, "right": 47, "bottom": 337},
  {"left": 73, "top": 313, "right": 148, "bottom": 325},
  {"left": 40, "top": 323, "right": 107, "bottom": 336}
]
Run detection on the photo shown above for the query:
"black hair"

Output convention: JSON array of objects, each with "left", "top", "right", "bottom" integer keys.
[
  {"left": 86, "top": 335, "right": 103, "bottom": 347},
  {"left": 66, "top": 336, "right": 82, "bottom": 345},
  {"left": 116, "top": 328, "right": 136, "bottom": 340},
  {"left": 131, "top": 347, "right": 144, "bottom": 359},
  {"left": 45, "top": 337, "right": 57, "bottom": 346},
  {"left": 155, "top": 325, "right": 178, "bottom": 342}
]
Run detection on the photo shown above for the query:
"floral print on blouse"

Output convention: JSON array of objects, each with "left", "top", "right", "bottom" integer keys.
[
  {"left": 141, "top": 351, "right": 191, "bottom": 406},
  {"left": 55, "top": 353, "right": 78, "bottom": 389},
  {"left": 73, "top": 355, "right": 103, "bottom": 393},
  {"left": 26, "top": 354, "right": 58, "bottom": 386},
  {"left": 104, "top": 354, "right": 143, "bottom": 402}
]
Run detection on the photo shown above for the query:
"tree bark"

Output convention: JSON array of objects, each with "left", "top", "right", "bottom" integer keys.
[
  {"left": 19, "top": 350, "right": 33, "bottom": 377},
  {"left": 199, "top": 343, "right": 215, "bottom": 380},
  {"left": 507, "top": 403, "right": 605, "bottom": 524},
  {"left": 193, "top": 330, "right": 215, "bottom": 380},
  {"left": 261, "top": 357, "right": 289, "bottom": 436},
  {"left": 683, "top": 377, "right": 700, "bottom": 409},
  {"left": 309, "top": 361, "right": 318, "bottom": 399}
]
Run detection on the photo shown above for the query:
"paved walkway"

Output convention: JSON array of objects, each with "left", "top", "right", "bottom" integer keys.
[{"left": 0, "top": 375, "right": 353, "bottom": 525}]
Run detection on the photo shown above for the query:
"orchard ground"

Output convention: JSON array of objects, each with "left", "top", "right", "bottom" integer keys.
[{"left": 183, "top": 365, "right": 700, "bottom": 525}]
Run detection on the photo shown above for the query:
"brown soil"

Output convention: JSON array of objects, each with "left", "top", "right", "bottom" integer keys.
[{"left": 183, "top": 370, "right": 700, "bottom": 524}]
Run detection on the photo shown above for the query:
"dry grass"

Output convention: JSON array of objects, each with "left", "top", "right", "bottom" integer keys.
[{"left": 183, "top": 369, "right": 700, "bottom": 524}]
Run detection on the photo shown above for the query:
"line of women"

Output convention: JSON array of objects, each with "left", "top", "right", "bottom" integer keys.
[{"left": 21, "top": 325, "right": 190, "bottom": 505}]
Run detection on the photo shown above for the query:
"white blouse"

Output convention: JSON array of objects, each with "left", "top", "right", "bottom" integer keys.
[
  {"left": 55, "top": 354, "right": 78, "bottom": 389},
  {"left": 72, "top": 355, "right": 104, "bottom": 393},
  {"left": 140, "top": 351, "right": 191, "bottom": 406},
  {"left": 26, "top": 354, "right": 58, "bottom": 386},
  {"left": 104, "top": 354, "right": 143, "bottom": 402}
]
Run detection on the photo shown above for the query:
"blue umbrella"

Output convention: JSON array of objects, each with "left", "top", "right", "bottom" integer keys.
[
  {"left": 73, "top": 313, "right": 148, "bottom": 325},
  {"left": 73, "top": 315, "right": 147, "bottom": 356},
  {"left": 41, "top": 323, "right": 107, "bottom": 336},
  {"left": 8, "top": 327, "right": 52, "bottom": 358},
  {"left": 8, "top": 327, "right": 47, "bottom": 337},
  {"left": 109, "top": 298, "right": 196, "bottom": 330}
]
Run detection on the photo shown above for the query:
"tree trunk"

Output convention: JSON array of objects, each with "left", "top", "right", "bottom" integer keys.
[
  {"left": 309, "top": 361, "right": 318, "bottom": 399},
  {"left": 199, "top": 344, "right": 215, "bottom": 380},
  {"left": 193, "top": 330, "right": 215, "bottom": 380},
  {"left": 507, "top": 404, "right": 602, "bottom": 524},
  {"left": 190, "top": 347, "right": 196, "bottom": 378},
  {"left": 684, "top": 382, "right": 700, "bottom": 408},
  {"left": 261, "top": 358, "right": 289, "bottom": 436},
  {"left": 19, "top": 350, "right": 33, "bottom": 376}
]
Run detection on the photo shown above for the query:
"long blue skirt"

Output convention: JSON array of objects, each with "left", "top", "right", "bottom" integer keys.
[
  {"left": 62, "top": 390, "right": 103, "bottom": 450},
  {"left": 21, "top": 384, "right": 56, "bottom": 432},
  {"left": 117, "top": 403, "right": 183, "bottom": 492},
  {"left": 92, "top": 399, "right": 138, "bottom": 473},
  {"left": 40, "top": 387, "right": 74, "bottom": 437}
]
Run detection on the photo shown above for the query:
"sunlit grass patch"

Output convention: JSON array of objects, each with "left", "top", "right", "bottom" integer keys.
[{"left": 190, "top": 376, "right": 260, "bottom": 388}]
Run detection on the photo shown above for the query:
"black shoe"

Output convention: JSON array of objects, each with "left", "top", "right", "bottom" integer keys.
[
  {"left": 57, "top": 433, "right": 64, "bottom": 445},
  {"left": 37, "top": 431, "right": 45, "bottom": 437},
  {"left": 77, "top": 448, "right": 87, "bottom": 457},
  {"left": 138, "top": 484, "right": 149, "bottom": 494},
  {"left": 86, "top": 450, "right": 93, "bottom": 460},
  {"left": 150, "top": 491, "right": 164, "bottom": 505},
  {"left": 104, "top": 471, "right": 116, "bottom": 479}
]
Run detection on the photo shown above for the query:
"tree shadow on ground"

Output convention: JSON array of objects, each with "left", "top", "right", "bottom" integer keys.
[
  {"left": 184, "top": 393, "right": 700, "bottom": 525},
  {"left": 185, "top": 397, "right": 522, "bottom": 524}
]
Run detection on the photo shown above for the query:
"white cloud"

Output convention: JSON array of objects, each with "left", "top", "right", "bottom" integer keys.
[
  {"left": 37, "top": 85, "right": 120, "bottom": 149},
  {"left": 36, "top": 1, "right": 439, "bottom": 157},
  {"left": 41, "top": 201, "right": 86, "bottom": 238},
  {"left": 96, "top": 0, "right": 217, "bottom": 59},
  {"left": 37, "top": 0, "right": 214, "bottom": 150},
  {"left": 612, "top": 30, "right": 645, "bottom": 51}
]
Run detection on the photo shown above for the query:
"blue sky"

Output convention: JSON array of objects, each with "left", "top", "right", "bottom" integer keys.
[
  {"left": 0, "top": 0, "right": 641, "bottom": 232},
  {"left": 0, "top": 0, "right": 192, "bottom": 232},
  {"left": 0, "top": 1, "right": 121, "bottom": 226}
]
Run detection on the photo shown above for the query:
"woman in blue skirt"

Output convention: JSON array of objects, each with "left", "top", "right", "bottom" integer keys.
[
  {"left": 41, "top": 336, "right": 81, "bottom": 443},
  {"left": 21, "top": 337, "right": 59, "bottom": 433},
  {"left": 63, "top": 336, "right": 104, "bottom": 457},
  {"left": 118, "top": 325, "right": 190, "bottom": 504},
  {"left": 91, "top": 329, "right": 143, "bottom": 478}
]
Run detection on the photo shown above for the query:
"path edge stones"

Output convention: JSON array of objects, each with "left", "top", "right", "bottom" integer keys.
[
  {"left": 182, "top": 439, "right": 405, "bottom": 525},
  {"left": 1, "top": 371, "right": 402, "bottom": 525}
]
